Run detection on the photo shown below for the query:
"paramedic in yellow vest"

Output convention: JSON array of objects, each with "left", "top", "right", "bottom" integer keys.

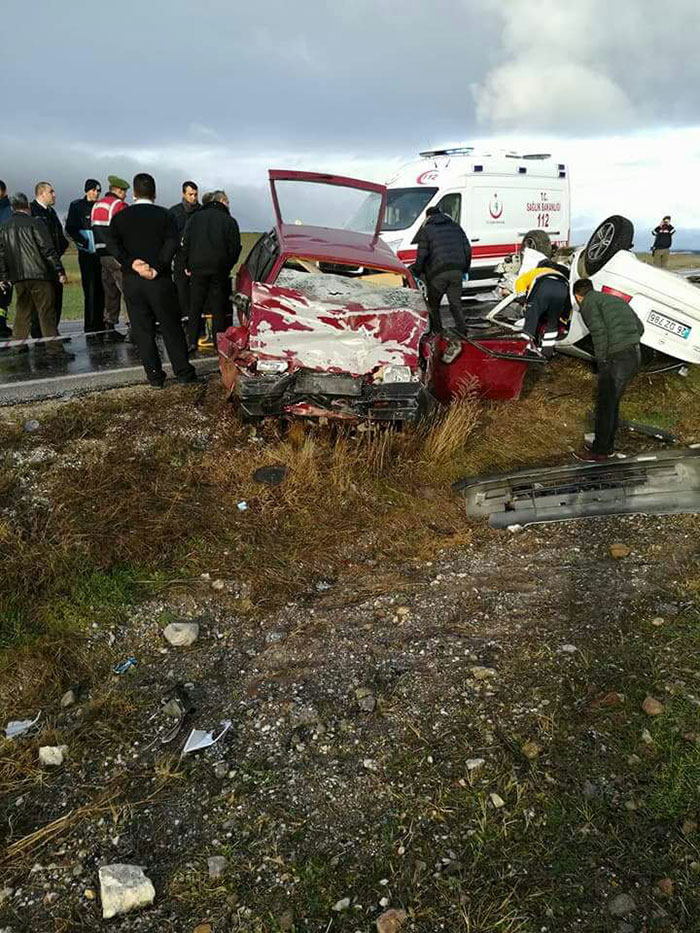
[{"left": 514, "top": 258, "right": 571, "bottom": 357}]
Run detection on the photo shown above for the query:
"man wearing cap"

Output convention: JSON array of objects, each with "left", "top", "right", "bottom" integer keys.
[
  {"left": 66, "top": 179, "right": 105, "bottom": 333},
  {"left": 91, "top": 175, "right": 129, "bottom": 339}
]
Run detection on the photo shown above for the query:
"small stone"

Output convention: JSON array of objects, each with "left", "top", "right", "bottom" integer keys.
[
  {"left": 642, "top": 696, "right": 664, "bottom": 716},
  {"left": 60, "top": 689, "right": 76, "bottom": 708},
  {"left": 211, "top": 579, "right": 225, "bottom": 591},
  {"left": 682, "top": 732, "right": 699, "bottom": 745},
  {"left": 396, "top": 607, "right": 410, "bottom": 617},
  {"left": 163, "top": 622, "right": 199, "bottom": 647},
  {"left": 466, "top": 758, "right": 485, "bottom": 772},
  {"left": 99, "top": 864, "right": 155, "bottom": 919},
  {"left": 0, "top": 888, "right": 12, "bottom": 905},
  {"left": 84, "top": 888, "right": 96, "bottom": 900},
  {"left": 207, "top": 856, "right": 227, "bottom": 879},
  {"left": 627, "top": 754, "right": 641, "bottom": 766},
  {"left": 363, "top": 759, "right": 378, "bottom": 771},
  {"left": 559, "top": 644, "right": 577, "bottom": 654},
  {"left": 489, "top": 792, "right": 505, "bottom": 809},
  {"left": 582, "top": 780, "right": 598, "bottom": 800},
  {"left": 609, "top": 543, "right": 632, "bottom": 560},
  {"left": 162, "top": 699, "right": 184, "bottom": 718},
  {"left": 24, "top": 419, "right": 40, "bottom": 432},
  {"left": 682, "top": 819, "right": 697, "bottom": 836},
  {"left": 641, "top": 728, "right": 653, "bottom": 745},
  {"left": 655, "top": 878, "right": 675, "bottom": 897},
  {"left": 278, "top": 910, "right": 294, "bottom": 932},
  {"left": 521, "top": 741, "right": 543, "bottom": 760},
  {"left": 376, "top": 907, "right": 408, "bottom": 933},
  {"left": 38, "top": 745, "right": 68, "bottom": 767},
  {"left": 356, "top": 688, "right": 376, "bottom": 712},
  {"left": 193, "top": 924, "right": 213, "bottom": 933},
  {"left": 651, "top": 617, "right": 665, "bottom": 627},
  {"left": 470, "top": 666, "right": 497, "bottom": 681},
  {"left": 608, "top": 893, "right": 636, "bottom": 918},
  {"left": 213, "top": 761, "right": 228, "bottom": 779},
  {"left": 333, "top": 897, "right": 351, "bottom": 912}
]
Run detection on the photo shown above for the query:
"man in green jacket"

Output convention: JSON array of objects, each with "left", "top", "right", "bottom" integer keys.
[{"left": 572, "top": 278, "right": 644, "bottom": 461}]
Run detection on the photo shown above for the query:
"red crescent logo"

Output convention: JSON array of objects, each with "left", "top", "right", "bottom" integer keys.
[
  {"left": 489, "top": 194, "right": 503, "bottom": 220},
  {"left": 417, "top": 170, "right": 439, "bottom": 185}
]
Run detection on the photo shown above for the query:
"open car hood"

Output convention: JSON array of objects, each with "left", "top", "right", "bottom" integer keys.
[{"left": 268, "top": 170, "right": 387, "bottom": 240}]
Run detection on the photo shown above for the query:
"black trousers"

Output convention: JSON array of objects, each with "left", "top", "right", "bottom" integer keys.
[
  {"left": 122, "top": 274, "right": 195, "bottom": 384},
  {"left": 523, "top": 277, "right": 569, "bottom": 349},
  {"left": 426, "top": 270, "right": 466, "bottom": 336},
  {"left": 187, "top": 272, "right": 232, "bottom": 349},
  {"left": 31, "top": 280, "right": 62, "bottom": 338},
  {"left": 593, "top": 345, "right": 641, "bottom": 455},
  {"left": 78, "top": 251, "right": 105, "bottom": 333},
  {"left": 173, "top": 266, "right": 191, "bottom": 321}
]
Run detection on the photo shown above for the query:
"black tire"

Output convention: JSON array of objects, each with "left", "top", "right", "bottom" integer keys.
[
  {"left": 584, "top": 215, "right": 634, "bottom": 275},
  {"left": 521, "top": 229, "right": 552, "bottom": 257}
]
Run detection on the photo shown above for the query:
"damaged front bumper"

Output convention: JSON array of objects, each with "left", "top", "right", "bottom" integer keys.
[{"left": 235, "top": 370, "right": 435, "bottom": 422}]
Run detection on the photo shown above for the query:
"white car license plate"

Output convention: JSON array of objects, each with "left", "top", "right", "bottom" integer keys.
[{"left": 647, "top": 310, "right": 691, "bottom": 340}]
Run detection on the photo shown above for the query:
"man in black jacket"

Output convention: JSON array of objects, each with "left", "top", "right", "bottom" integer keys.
[
  {"left": 651, "top": 215, "right": 675, "bottom": 268},
  {"left": 66, "top": 179, "right": 105, "bottom": 333},
  {"left": 181, "top": 190, "right": 241, "bottom": 353},
  {"left": 169, "top": 181, "right": 200, "bottom": 321},
  {"left": 110, "top": 173, "right": 197, "bottom": 387},
  {"left": 0, "top": 180, "right": 12, "bottom": 337},
  {"left": 0, "top": 192, "right": 69, "bottom": 351},
  {"left": 31, "top": 182, "right": 69, "bottom": 333},
  {"left": 411, "top": 206, "right": 471, "bottom": 339}
]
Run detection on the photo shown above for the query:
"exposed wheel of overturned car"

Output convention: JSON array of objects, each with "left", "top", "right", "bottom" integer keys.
[
  {"left": 521, "top": 229, "right": 552, "bottom": 257},
  {"left": 584, "top": 215, "right": 634, "bottom": 275}
]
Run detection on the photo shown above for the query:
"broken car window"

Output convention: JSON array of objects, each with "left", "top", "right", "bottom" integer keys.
[{"left": 274, "top": 180, "right": 382, "bottom": 233}]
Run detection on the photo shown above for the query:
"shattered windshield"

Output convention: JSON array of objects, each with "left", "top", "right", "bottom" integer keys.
[
  {"left": 348, "top": 187, "right": 438, "bottom": 233},
  {"left": 274, "top": 180, "right": 382, "bottom": 233}
]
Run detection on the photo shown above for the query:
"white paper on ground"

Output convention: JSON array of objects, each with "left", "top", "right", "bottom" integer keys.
[{"left": 181, "top": 720, "right": 232, "bottom": 757}]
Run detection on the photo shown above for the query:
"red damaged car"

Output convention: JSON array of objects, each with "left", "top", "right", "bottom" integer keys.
[{"left": 217, "top": 170, "right": 435, "bottom": 422}]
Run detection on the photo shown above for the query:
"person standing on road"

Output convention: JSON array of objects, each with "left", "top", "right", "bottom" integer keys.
[
  {"left": 181, "top": 189, "right": 241, "bottom": 354},
  {"left": 109, "top": 172, "right": 197, "bottom": 388},
  {"left": 0, "top": 192, "right": 72, "bottom": 355},
  {"left": 572, "top": 279, "right": 644, "bottom": 462},
  {"left": 651, "top": 215, "right": 675, "bottom": 268},
  {"left": 169, "top": 180, "right": 200, "bottom": 322},
  {"left": 31, "top": 181, "right": 69, "bottom": 333},
  {"left": 66, "top": 179, "right": 105, "bottom": 334},
  {"left": 0, "top": 180, "right": 13, "bottom": 337},
  {"left": 410, "top": 206, "right": 471, "bottom": 352},
  {"left": 91, "top": 175, "right": 130, "bottom": 339}
]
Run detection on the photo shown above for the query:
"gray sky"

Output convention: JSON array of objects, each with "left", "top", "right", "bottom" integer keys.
[{"left": 2, "top": 0, "right": 698, "bottom": 240}]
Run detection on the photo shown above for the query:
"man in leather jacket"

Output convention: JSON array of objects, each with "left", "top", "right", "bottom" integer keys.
[
  {"left": 0, "top": 192, "right": 68, "bottom": 351},
  {"left": 31, "top": 181, "right": 69, "bottom": 334}
]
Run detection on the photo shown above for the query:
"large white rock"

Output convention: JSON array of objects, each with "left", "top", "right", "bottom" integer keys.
[
  {"left": 99, "top": 864, "right": 155, "bottom": 919},
  {"left": 38, "top": 745, "right": 68, "bottom": 767},
  {"left": 162, "top": 622, "right": 199, "bottom": 647}
]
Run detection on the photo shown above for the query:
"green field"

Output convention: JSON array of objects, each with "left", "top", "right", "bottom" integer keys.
[{"left": 4, "top": 233, "right": 262, "bottom": 325}]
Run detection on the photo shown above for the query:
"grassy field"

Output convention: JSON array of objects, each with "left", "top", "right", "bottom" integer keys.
[{"left": 1, "top": 355, "right": 700, "bottom": 929}]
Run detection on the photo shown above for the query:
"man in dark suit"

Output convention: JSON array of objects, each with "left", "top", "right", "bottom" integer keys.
[
  {"left": 109, "top": 173, "right": 197, "bottom": 387},
  {"left": 66, "top": 179, "right": 105, "bottom": 334},
  {"left": 31, "top": 181, "right": 69, "bottom": 334}
]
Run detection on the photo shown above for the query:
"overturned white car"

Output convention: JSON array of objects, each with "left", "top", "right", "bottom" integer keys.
[{"left": 488, "top": 215, "right": 700, "bottom": 368}]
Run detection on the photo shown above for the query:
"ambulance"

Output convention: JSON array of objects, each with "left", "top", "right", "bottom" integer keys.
[{"left": 376, "top": 147, "right": 571, "bottom": 287}]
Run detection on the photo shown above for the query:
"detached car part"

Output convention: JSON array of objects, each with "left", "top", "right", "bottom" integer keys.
[{"left": 453, "top": 449, "right": 700, "bottom": 528}]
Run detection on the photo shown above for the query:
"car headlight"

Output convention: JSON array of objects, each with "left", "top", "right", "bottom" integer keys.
[
  {"left": 379, "top": 364, "right": 413, "bottom": 384},
  {"left": 256, "top": 359, "right": 288, "bottom": 374}
]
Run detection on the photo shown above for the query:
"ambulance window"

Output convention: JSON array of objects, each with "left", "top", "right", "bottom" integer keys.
[
  {"left": 437, "top": 193, "right": 462, "bottom": 224},
  {"left": 381, "top": 187, "right": 438, "bottom": 231}
]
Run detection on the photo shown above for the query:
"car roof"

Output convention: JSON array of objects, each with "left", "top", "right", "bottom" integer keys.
[{"left": 277, "top": 223, "right": 410, "bottom": 274}]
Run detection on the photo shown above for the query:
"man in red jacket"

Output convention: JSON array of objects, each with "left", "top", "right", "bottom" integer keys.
[{"left": 91, "top": 175, "right": 129, "bottom": 338}]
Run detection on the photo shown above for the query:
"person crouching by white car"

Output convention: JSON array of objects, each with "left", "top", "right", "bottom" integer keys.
[
  {"left": 514, "top": 258, "right": 570, "bottom": 359},
  {"left": 572, "top": 278, "right": 644, "bottom": 462}
]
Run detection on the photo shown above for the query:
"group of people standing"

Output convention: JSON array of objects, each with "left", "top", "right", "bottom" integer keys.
[{"left": 0, "top": 173, "right": 242, "bottom": 386}]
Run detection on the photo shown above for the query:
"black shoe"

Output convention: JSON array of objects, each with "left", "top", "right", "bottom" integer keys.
[
  {"left": 106, "top": 325, "right": 126, "bottom": 342},
  {"left": 176, "top": 372, "right": 201, "bottom": 385},
  {"left": 148, "top": 379, "right": 166, "bottom": 389}
]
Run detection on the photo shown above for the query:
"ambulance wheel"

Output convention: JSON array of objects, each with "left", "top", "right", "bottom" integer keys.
[
  {"left": 584, "top": 215, "right": 634, "bottom": 275},
  {"left": 521, "top": 229, "right": 552, "bottom": 257}
]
